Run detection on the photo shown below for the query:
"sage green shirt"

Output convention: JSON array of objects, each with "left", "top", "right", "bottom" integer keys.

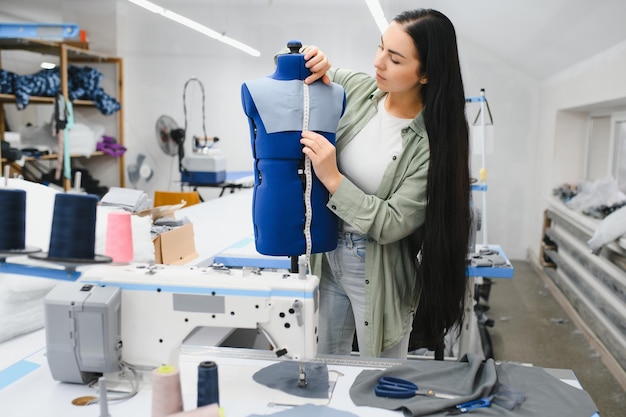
[{"left": 311, "top": 68, "right": 430, "bottom": 357}]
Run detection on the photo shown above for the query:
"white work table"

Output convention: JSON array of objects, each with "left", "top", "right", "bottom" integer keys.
[
  {"left": 181, "top": 189, "right": 515, "bottom": 279},
  {"left": 0, "top": 328, "right": 597, "bottom": 417},
  {"left": 0, "top": 187, "right": 597, "bottom": 417}
]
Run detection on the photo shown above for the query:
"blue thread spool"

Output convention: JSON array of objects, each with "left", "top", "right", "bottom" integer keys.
[
  {"left": 0, "top": 189, "right": 27, "bottom": 251},
  {"left": 48, "top": 193, "right": 99, "bottom": 260},
  {"left": 197, "top": 361, "right": 219, "bottom": 407}
]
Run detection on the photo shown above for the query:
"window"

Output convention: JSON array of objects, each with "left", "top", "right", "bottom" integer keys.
[
  {"left": 612, "top": 114, "right": 626, "bottom": 193},
  {"left": 584, "top": 115, "right": 611, "bottom": 181}
]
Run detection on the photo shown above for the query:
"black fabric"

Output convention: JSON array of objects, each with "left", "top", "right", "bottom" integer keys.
[
  {"left": 40, "top": 167, "right": 108, "bottom": 199},
  {"left": 349, "top": 354, "right": 598, "bottom": 417},
  {"left": 1, "top": 140, "right": 21, "bottom": 162}
]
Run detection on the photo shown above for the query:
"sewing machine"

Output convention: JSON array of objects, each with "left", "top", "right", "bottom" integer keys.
[
  {"left": 44, "top": 262, "right": 319, "bottom": 385},
  {"left": 180, "top": 146, "right": 227, "bottom": 185}
]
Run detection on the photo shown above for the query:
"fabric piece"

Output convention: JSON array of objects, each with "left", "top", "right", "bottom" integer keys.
[
  {"left": 469, "top": 253, "right": 508, "bottom": 267},
  {"left": 491, "top": 382, "right": 526, "bottom": 410},
  {"left": 588, "top": 204, "right": 626, "bottom": 254},
  {"left": 493, "top": 362, "right": 597, "bottom": 417},
  {"left": 0, "top": 274, "right": 55, "bottom": 343},
  {"left": 350, "top": 353, "right": 496, "bottom": 416},
  {"left": 349, "top": 354, "right": 598, "bottom": 417},
  {"left": 252, "top": 361, "right": 329, "bottom": 399},
  {"left": 0, "top": 66, "right": 121, "bottom": 115},
  {"left": 246, "top": 403, "right": 358, "bottom": 417},
  {"left": 245, "top": 78, "right": 344, "bottom": 134}
]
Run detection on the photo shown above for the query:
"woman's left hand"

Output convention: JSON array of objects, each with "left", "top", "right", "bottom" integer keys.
[
  {"left": 301, "top": 131, "right": 343, "bottom": 194},
  {"left": 302, "top": 45, "right": 331, "bottom": 85}
]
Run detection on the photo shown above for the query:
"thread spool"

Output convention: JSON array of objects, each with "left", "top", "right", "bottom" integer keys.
[
  {"left": 197, "top": 361, "right": 219, "bottom": 407},
  {"left": 167, "top": 404, "right": 221, "bottom": 417},
  {"left": 479, "top": 167, "right": 487, "bottom": 183},
  {"left": 47, "top": 193, "right": 99, "bottom": 260},
  {"left": 98, "top": 376, "right": 111, "bottom": 417},
  {"left": 105, "top": 211, "right": 134, "bottom": 263},
  {"left": 151, "top": 365, "right": 183, "bottom": 417},
  {"left": 0, "top": 189, "right": 27, "bottom": 251},
  {"left": 30, "top": 192, "right": 110, "bottom": 264}
]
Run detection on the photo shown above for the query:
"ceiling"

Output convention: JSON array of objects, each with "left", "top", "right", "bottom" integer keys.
[
  {"left": 7, "top": 1, "right": 626, "bottom": 80},
  {"left": 432, "top": 0, "right": 626, "bottom": 80},
  {"left": 166, "top": 0, "right": 626, "bottom": 80}
]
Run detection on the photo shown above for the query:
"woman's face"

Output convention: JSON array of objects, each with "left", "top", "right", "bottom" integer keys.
[{"left": 373, "top": 21, "right": 427, "bottom": 94}]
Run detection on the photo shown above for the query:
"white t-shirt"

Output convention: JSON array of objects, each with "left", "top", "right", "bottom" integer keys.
[{"left": 339, "top": 95, "right": 412, "bottom": 232}]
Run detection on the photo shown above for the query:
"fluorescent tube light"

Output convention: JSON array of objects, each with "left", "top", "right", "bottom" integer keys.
[
  {"left": 127, "top": 0, "right": 260, "bottom": 57},
  {"left": 364, "top": 0, "right": 388, "bottom": 34}
]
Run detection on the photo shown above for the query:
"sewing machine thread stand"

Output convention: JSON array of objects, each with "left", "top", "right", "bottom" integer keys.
[{"left": 298, "top": 362, "right": 307, "bottom": 388}]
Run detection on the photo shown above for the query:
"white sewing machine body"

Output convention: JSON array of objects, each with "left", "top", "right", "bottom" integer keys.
[
  {"left": 180, "top": 149, "right": 227, "bottom": 185},
  {"left": 45, "top": 263, "right": 319, "bottom": 382}
]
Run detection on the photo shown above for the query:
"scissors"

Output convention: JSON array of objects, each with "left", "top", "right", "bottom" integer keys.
[{"left": 374, "top": 376, "right": 460, "bottom": 400}]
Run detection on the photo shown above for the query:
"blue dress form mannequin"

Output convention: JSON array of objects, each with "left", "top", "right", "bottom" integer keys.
[{"left": 241, "top": 42, "right": 346, "bottom": 256}]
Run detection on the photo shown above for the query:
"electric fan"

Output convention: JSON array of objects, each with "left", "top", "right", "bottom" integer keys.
[
  {"left": 155, "top": 115, "right": 185, "bottom": 156},
  {"left": 126, "top": 152, "right": 155, "bottom": 189}
]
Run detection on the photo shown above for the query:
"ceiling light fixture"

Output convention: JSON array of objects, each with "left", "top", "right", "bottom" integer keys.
[
  {"left": 364, "top": 0, "right": 388, "bottom": 34},
  {"left": 127, "top": 0, "right": 261, "bottom": 57}
]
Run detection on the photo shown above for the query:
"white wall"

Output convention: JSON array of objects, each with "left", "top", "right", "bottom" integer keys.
[
  {"left": 458, "top": 39, "right": 539, "bottom": 259},
  {"left": 528, "top": 40, "right": 626, "bottom": 263},
  {"left": 115, "top": 1, "right": 379, "bottom": 196}
]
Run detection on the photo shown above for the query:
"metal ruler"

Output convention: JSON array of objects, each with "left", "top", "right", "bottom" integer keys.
[{"left": 181, "top": 344, "right": 423, "bottom": 369}]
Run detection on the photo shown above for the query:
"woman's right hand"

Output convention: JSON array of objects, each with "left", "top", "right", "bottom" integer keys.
[
  {"left": 302, "top": 45, "right": 331, "bottom": 85},
  {"left": 301, "top": 130, "right": 343, "bottom": 194}
]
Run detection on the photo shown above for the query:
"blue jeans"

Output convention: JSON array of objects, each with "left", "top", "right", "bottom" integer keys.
[{"left": 317, "top": 232, "right": 413, "bottom": 358}]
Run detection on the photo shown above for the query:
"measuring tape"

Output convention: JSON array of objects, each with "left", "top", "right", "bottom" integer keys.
[{"left": 302, "top": 83, "right": 312, "bottom": 273}]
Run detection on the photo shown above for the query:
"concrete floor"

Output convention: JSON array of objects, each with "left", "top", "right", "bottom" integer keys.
[{"left": 485, "top": 260, "right": 626, "bottom": 417}]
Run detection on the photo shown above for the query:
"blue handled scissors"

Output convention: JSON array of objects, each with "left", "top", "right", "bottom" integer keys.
[{"left": 375, "top": 376, "right": 460, "bottom": 400}]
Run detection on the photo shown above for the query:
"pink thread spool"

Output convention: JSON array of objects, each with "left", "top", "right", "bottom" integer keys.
[
  {"left": 167, "top": 404, "right": 221, "bottom": 417},
  {"left": 105, "top": 211, "right": 134, "bottom": 263},
  {"left": 151, "top": 365, "right": 183, "bottom": 417}
]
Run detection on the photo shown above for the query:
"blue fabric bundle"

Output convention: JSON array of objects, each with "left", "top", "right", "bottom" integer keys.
[
  {"left": 0, "top": 69, "right": 17, "bottom": 95},
  {"left": 67, "top": 65, "right": 102, "bottom": 100},
  {"left": 13, "top": 68, "right": 61, "bottom": 109},
  {"left": 0, "top": 65, "right": 121, "bottom": 115}
]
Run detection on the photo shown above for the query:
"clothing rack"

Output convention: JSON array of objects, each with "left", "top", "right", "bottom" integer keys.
[{"left": 466, "top": 89, "right": 493, "bottom": 245}]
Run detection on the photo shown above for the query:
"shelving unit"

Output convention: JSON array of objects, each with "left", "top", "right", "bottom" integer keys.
[
  {"left": 542, "top": 197, "right": 626, "bottom": 378},
  {"left": 0, "top": 38, "right": 125, "bottom": 190}
]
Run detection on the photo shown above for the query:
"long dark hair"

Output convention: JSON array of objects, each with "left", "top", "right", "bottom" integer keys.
[{"left": 395, "top": 9, "right": 471, "bottom": 348}]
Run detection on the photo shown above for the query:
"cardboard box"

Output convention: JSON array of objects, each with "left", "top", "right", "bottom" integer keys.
[{"left": 152, "top": 223, "right": 198, "bottom": 265}]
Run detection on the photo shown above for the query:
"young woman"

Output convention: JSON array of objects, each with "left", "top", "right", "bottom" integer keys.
[{"left": 300, "top": 8, "right": 471, "bottom": 358}]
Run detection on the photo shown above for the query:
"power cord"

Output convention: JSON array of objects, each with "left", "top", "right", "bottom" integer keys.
[{"left": 85, "top": 360, "right": 145, "bottom": 405}]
